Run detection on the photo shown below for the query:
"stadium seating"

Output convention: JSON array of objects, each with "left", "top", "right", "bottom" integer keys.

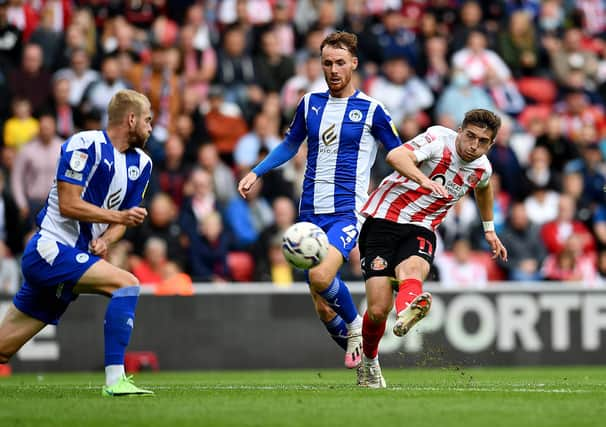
[
  {"left": 124, "top": 351, "right": 160, "bottom": 373},
  {"left": 227, "top": 251, "right": 255, "bottom": 282}
]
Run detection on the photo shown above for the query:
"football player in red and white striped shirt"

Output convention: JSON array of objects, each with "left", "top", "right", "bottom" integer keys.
[{"left": 357, "top": 109, "right": 508, "bottom": 388}]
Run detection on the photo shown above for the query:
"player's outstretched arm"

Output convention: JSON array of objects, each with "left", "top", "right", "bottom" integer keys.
[
  {"left": 386, "top": 145, "right": 449, "bottom": 198},
  {"left": 58, "top": 181, "right": 147, "bottom": 226},
  {"left": 474, "top": 182, "right": 508, "bottom": 261}
]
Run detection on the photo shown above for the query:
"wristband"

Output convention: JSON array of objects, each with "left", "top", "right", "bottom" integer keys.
[{"left": 482, "top": 221, "right": 495, "bottom": 232}]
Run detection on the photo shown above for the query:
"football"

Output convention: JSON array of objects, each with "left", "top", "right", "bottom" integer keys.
[{"left": 281, "top": 222, "right": 329, "bottom": 270}]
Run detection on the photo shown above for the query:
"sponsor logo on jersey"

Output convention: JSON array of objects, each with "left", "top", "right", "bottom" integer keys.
[
  {"left": 322, "top": 123, "right": 337, "bottom": 145},
  {"left": 370, "top": 256, "right": 388, "bottom": 271},
  {"left": 107, "top": 189, "right": 122, "bottom": 210},
  {"left": 65, "top": 169, "right": 83, "bottom": 181},
  {"left": 128, "top": 165, "right": 140, "bottom": 180},
  {"left": 349, "top": 109, "right": 362, "bottom": 122},
  {"left": 69, "top": 151, "right": 88, "bottom": 172}
]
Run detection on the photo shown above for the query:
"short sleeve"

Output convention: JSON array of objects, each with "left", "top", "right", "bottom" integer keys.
[
  {"left": 56, "top": 137, "right": 97, "bottom": 186},
  {"left": 370, "top": 103, "right": 402, "bottom": 152},
  {"left": 283, "top": 97, "right": 307, "bottom": 145},
  {"left": 404, "top": 128, "right": 444, "bottom": 163}
]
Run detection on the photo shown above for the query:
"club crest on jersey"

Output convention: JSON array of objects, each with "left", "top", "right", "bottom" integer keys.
[
  {"left": 349, "top": 109, "right": 362, "bottom": 122},
  {"left": 128, "top": 165, "right": 140, "bottom": 180},
  {"left": 69, "top": 151, "right": 88, "bottom": 172},
  {"left": 370, "top": 256, "right": 388, "bottom": 271},
  {"left": 322, "top": 123, "right": 337, "bottom": 145},
  {"left": 76, "top": 253, "right": 89, "bottom": 263}
]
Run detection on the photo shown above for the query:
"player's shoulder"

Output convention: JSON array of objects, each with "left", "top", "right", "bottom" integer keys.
[
  {"left": 134, "top": 147, "right": 153, "bottom": 167},
  {"left": 353, "top": 90, "right": 385, "bottom": 109},
  {"left": 426, "top": 125, "right": 457, "bottom": 141},
  {"left": 63, "top": 130, "right": 107, "bottom": 152}
]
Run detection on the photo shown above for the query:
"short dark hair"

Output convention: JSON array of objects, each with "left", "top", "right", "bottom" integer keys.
[
  {"left": 462, "top": 109, "right": 501, "bottom": 140},
  {"left": 320, "top": 31, "right": 357, "bottom": 57}
]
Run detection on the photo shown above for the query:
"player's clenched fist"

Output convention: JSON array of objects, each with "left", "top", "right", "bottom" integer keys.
[{"left": 121, "top": 207, "right": 147, "bottom": 226}]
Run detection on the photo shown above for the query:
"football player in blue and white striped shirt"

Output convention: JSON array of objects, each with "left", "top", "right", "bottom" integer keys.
[
  {"left": 0, "top": 90, "right": 154, "bottom": 397},
  {"left": 239, "top": 32, "right": 404, "bottom": 376}
]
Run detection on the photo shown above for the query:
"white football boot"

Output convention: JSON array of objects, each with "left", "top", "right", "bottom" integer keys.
[
  {"left": 345, "top": 328, "right": 363, "bottom": 368},
  {"left": 362, "top": 355, "right": 386, "bottom": 389},
  {"left": 392, "top": 292, "right": 432, "bottom": 337}
]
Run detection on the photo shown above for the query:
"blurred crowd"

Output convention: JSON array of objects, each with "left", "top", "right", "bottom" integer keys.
[{"left": 1, "top": 0, "right": 606, "bottom": 294}]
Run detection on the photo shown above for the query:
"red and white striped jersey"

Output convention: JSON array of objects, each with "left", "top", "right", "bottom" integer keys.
[{"left": 361, "top": 125, "right": 492, "bottom": 231}]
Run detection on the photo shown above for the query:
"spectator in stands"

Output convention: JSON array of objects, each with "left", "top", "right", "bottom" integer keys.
[
  {"left": 178, "top": 24, "right": 216, "bottom": 102},
  {"left": 126, "top": 192, "right": 187, "bottom": 271},
  {"left": 417, "top": 35, "right": 451, "bottom": 99},
  {"left": 253, "top": 196, "right": 296, "bottom": 282},
  {"left": 549, "top": 27, "right": 600, "bottom": 89},
  {"left": 498, "top": 201, "right": 546, "bottom": 281},
  {"left": 100, "top": 16, "right": 142, "bottom": 63},
  {"left": 450, "top": 0, "right": 492, "bottom": 53},
  {"left": 373, "top": 8, "right": 419, "bottom": 66},
  {"left": 487, "top": 116, "right": 524, "bottom": 199},
  {"left": 196, "top": 143, "right": 237, "bottom": 206},
  {"left": 153, "top": 261, "right": 194, "bottom": 296},
  {"left": 564, "top": 141, "right": 606, "bottom": 208},
  {"left": 2, "top": 97, "right": 38, "bottom": 150},
  {"left": 541, "top": 234, "right": 597, "bottom": 284},
  {"left": 127, "top": 41, "right": 181, "bottom": 149},
  {"left": 0, "top": 0, "right": 22, "bottom": 71},
  {"left": 130, "top": 237, "right": 170, "bottom": 287},
  {"left": 188, "top": 210, "right": 231, "bottom": 283},
  {"left": 29, "top": 1, "right": 63, "bottom": 71},
  {"left": 524, "top": 182, "right": 560, "bottom": 226},
  {"left": 436, "top": 238, "right": 488, "bottom": 288},
  {"left": 535, "top": 114, "right": 580, "bottom": 173},
  {"left": 149, "top": 134, "right": 189, "bottom": 209},
  {"left": 0, "top": 170, "right": 23, "bottom": 294},
  {"left": 183, "top": 2, "right": 216, "bottom": 52},
  {"left": 224, "top": 176, "right": 273, "bottom": 250},
  {"left": 520, "top": 146, "right": 561, "bottom": 199},
  {"left": 54, "top": 48, "right": 99, "bottom": 108},
  {"left": 234, "top": 111, "right": 281, "bottom": 173},
  {"left": 270, "top": 1, "right": 297, "bottom": 57},
  {"left": 498, "top": 10, "right": 539, "bottom": 78},
  {"left": 541, "top": 194, "right": 596, "bottom": 256},
  {"left": 557, "top": 87, "right": 605, "bottom": 143},
  {"left": 435, "top": 68, "right": 496, "bottom": 128},
  {"left": 10, "top": 113, "right": 61, "bottom": 227},
  {"left": 214, "top": 23, "right": 261, "bottom": 114},
  {"left": 79, "top": 56, "right": 129, "bottom": 127},
  {"left": 254, "top": 28, "right": 295, "bottom": 94},
  {"left": 49, "top": 77, "right": 78, "bottom": 139},
  {"left": 281, "top": 52, "right": 327, "bottom": 115},
  {"left": 439, "top": 194, "right": 479, "bottom": 251},
  {"left": 204, "top": 84, "right": 248, "bottom": 166},
  {"left": 9, "top": 43, "right": 51, "bottom": 114},
  {"left": 179, "top": 168, "right": 222, "bottom": 243},
  {"left": 366, "top": 55, "right": 433, "bottom": 126}
]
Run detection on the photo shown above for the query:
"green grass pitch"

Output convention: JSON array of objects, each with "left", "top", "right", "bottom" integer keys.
[{"left": 1, "top": 367, "right": 605, "bottom": 427}]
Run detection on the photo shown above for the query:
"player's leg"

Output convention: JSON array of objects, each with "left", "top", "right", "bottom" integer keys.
[
  {"left": 74, "top": 260, "right": 152, "bottom": 396},
  {"left": 359, "top": 276, "right": 392, "bottom": 388},
  {"left": 308, "top": 247, "right": 362, "bottom": 368},
  {"left": 392, "top": 256, "right": 432, "bottom": 337},
  {"left": 309, "top": 290, "right": 347, "bottom": 350},
  {"left": 0, "top": 304, "right": 46, "bottom": 363}
]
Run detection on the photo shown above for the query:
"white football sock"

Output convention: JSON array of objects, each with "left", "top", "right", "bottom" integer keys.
[
  {"left": 346, "top": 315, "right": 362, "bottom": 331},
  {"left": 105, "top": 364, "right": 125, "bottom": 386}
]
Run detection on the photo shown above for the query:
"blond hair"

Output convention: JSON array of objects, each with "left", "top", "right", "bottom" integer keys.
[{"left": 107, "top": 89, "right": 150, "bottom": 126}]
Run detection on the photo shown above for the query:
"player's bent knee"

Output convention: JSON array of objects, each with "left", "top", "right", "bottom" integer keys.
[
  {"left": 367, "top": 305, "right": 389, "bottom": 322},
  {"left": 308, "top": 269, "right": 333, "bottom": 290}
]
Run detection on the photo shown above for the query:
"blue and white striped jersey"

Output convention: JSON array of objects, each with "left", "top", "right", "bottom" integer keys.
[
  {"left": 285, "top": 90, "right": 402, "bottom": 215},
  {"left": 36, "top": 130, "right": 152, "bottom": 251}
]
